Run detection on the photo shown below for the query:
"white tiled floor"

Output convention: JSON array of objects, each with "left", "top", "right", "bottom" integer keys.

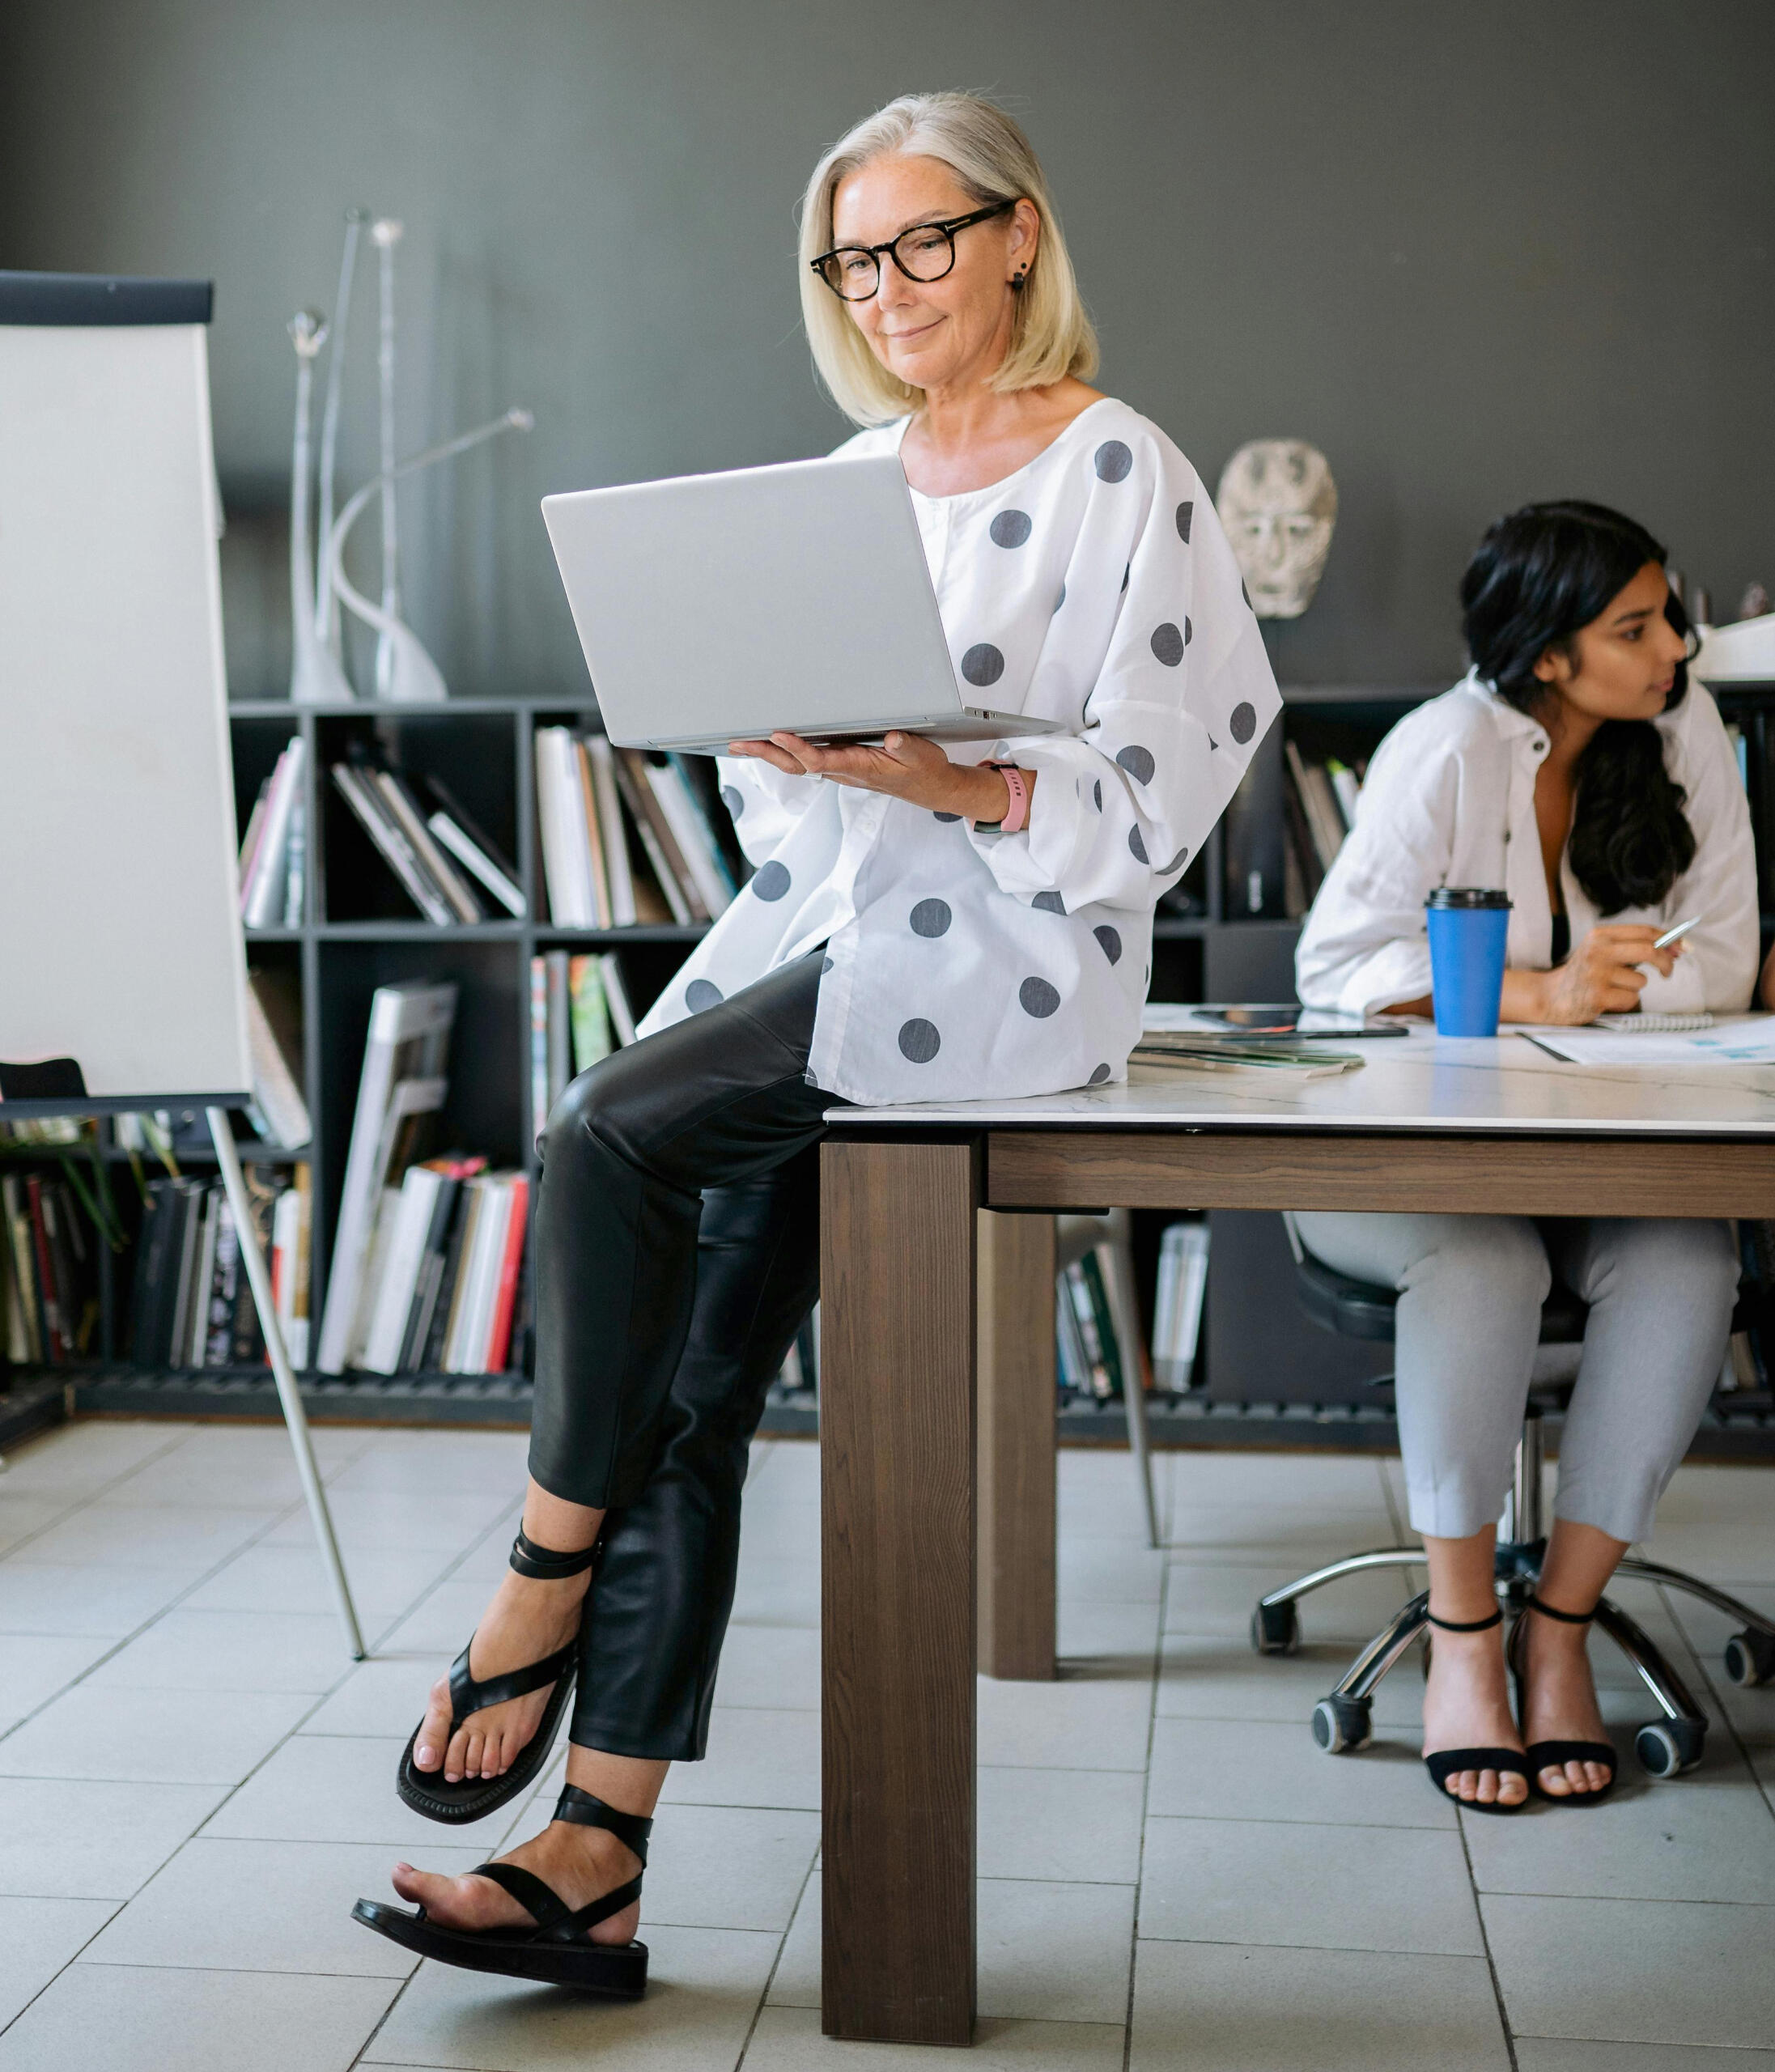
[{"left": 2, "top": 1419, "right": 1774, "bottom": 2069}]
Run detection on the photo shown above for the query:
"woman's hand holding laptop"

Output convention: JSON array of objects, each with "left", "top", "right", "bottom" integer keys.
[{"left": 728, "top": 726, "right": 1026, "bottom": 825}]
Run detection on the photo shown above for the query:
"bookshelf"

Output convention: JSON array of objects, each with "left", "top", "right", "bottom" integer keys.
[{"left": 6, "top": 681, "right": 1772, "bottom": 1458}]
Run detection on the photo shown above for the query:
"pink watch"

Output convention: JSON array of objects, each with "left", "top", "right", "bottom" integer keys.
[{"left": 983, "top": 762, "right": 1030, "bottom": 834}]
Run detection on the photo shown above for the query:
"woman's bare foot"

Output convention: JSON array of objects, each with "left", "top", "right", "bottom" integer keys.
[
  {"left": 393, "top": 1816, "right": 642, "bottom": 1945},
  {"left": 413, "top": 1566, "right": 589, "bottom": 1783},
  {"left": 1421, "top": 1622, "right": 1529, "bottom": 1808},
  {"left": 1519, "top": 1603, "right": 1612, "bottom": 1798}
]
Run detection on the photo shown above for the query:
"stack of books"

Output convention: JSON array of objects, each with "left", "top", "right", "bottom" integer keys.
[
  {"left": 352, "top": 1158, "right": 529, "bottom": 1378},
  {"left": 529, "top": 950, "right": 634, "bottom": 1124},
  {"left": 239, "top": 736, "right": 307, "bottom": 929},
  {"left": 1055, "top": 1230, "right": 1152, "bottom": 1403},
  {"left": 127, "top": 1163, "right": 312, "bottom": 1371},
  {"left": 329, "top": 759, "right": 525, "bottom": 926},
  {"left": 534, "top": 730, "right": 737, "bottom": 928},
  {"left": 1283, "top": 741, "right": 1365, "bottom": 911},
  {"left": 1150, "top": 1221, "right": 1210, "bottom": 1391},
  {"left": 2, "top": 1168, "right": 100, "bottom": 1365}
]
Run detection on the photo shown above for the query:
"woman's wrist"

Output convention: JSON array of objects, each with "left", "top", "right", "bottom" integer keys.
[
  {"left": 1499, "top": 967, "right": 1550, "bottom": 1023},
  {"left": 966, "top": 762, "right": 1031, "bottom": 827}
]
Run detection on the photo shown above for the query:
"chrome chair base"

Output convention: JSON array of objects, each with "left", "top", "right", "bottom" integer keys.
[{"left": 1248, "top": 1410, "right": 1775, "bottom": 1780}]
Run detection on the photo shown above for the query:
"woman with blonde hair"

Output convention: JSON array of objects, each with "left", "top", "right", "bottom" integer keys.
[{"left": 357, "top": 89, "right": 1276, "bottom": 1997}]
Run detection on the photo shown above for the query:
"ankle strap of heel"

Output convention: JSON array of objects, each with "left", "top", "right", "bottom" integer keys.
[
  {"left": 554, "top": 1784, "right": 652, "bottom": 1864},
  {"left": 1526, "top": 1593, "right": 1596, "bottom": 1625},
  {"left": 1425, "top": 1607, "right": 1502, "bottom": 1633},
  {"left": 509, "top": 1528, "right": 600, "bottom": 1582}
]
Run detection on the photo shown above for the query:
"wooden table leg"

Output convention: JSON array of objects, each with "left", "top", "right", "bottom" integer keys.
[
  {"left": 978, "top": 1210, "right": 1056, "bottom": 1681},
  {"left": 821, "top": 1136, "right": 979, "bottom": 2046}
]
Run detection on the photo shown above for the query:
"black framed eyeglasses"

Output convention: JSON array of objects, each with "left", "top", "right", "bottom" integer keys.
[{"left": 809, "top": 200, "right": 1017, "bottom": 302}]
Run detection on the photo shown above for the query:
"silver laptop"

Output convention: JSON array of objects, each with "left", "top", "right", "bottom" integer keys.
[{"left": 541, "top": 452, "right": 1068, "bottom": 753}]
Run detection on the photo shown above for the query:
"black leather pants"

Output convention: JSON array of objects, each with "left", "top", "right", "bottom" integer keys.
[{"left": 529, "top": 953, "right": 835, "bottom": 1760}]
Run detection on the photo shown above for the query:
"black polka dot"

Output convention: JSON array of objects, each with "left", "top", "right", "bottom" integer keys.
[
  {"left": 1033, "top": 890, "right": 1066, "bottom": 915},
  {"left": 1128, "top": 825, "right": 1149, "bottom": 864},
  {"left": 1120, "top": 563, "right": 1129, "bottom": 594},
  {"left": 933, "top": 810, "right": 962, "bottom": 823},
  {"left": 1093, "top": 923, "right": 1123, "bottom": 965},
  {"left": 961, "top": 643, "right": 1004, "bottom": 687},
  {"left": 898, "top": 1017, "right": 941, "bottom": 1063},
  {"left": 1094, "top": 439, "right": 1132, "bottom": 483},
  {"left": 751, "top": 860, "right": 791, "bottom": 902},
  {"left": 1207, "top": 736, "right": 1219, "bottom": 751},
  {"left": 989, "top": 508, "right": 1032, "bottom": 548},
  {"left": 1054, "top": 582, "right": 1066, "bottom": 612},
  {"left": 1019, "top": 976, "right": 1061, "bottom": 1018},
  {"left": 720, "top": 783, "right": 744, "bottom": 818},
  {"left": 685, "top": 979, "right": 723, "bottom": 1013},
  {"left": 1093, "top": 779, "right": 1102, "bottom": 812},
  {"left": 1151, "top": 622, "right": 1185, "bottom": 667},
  {"left": 1184, "top": 616, "right": 1194, "bottom": 644},
  {"left": 1158, "top": 847, "right": 1189, "bottom": 875},
  {"left": 1229, "top": 701, "right": 1257, "bottom": 744},
  {"left": 1175, "top": 499, "right": 1193, "bottom": 542},
  {"left": 821, "top": 955, "right": 834, "bottom": 974},
  {"left": 910, "top": 898, "right": 952, "bottom": 937},
  {"left": 1116, "top": 745, "right": 1156, "bottom": 784},
  {"left": 1088, "top": 1062, "right": 1112, "bottom": 1085}
]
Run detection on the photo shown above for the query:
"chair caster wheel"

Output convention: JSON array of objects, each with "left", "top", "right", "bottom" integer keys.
[
  {"left": 1251, "top": 1602, "right": 1301, "bottom": 1656},
  {"left": 1311, "top": 1695, "right": 1372, "bottom": 1754},
  {"left": 1635, "top": 1719, "right": 1705, "bottom": 1777},
  {"left": 1724, "top": 1629, "right": 1775, "bottom": 1688}
]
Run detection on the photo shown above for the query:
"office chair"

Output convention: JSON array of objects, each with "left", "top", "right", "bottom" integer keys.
[{"left": 1248, "top": 1218, "right": 1775, "bottom": 1778}]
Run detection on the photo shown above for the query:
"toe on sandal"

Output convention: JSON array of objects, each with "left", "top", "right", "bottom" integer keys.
[
  {"left": 1515, "top": 1594, "right": 1618, "bottom": 1806},
  {"left": 1422, "top": 1607, "right": 1530, "bottom": 1815},
  {"left": 397, "top": 1530, "right": 596, "bottom": 1826},
  {"left": 354, "top": 1786, "right": 650, "bottom": 1998}
]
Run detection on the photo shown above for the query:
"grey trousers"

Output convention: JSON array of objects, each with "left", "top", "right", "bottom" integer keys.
[{"left": 1291, "top": 1213, "right": 1739, "bottom": 1543}]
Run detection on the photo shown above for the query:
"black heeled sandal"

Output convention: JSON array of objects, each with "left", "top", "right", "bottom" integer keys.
[
  {"left": 354, "top": 1784, "right": 650, "bottom": 1998},
  {"left": 1510, "top": 1594, "right": 1617, "bottom": 1805},
  {"left": 397, "top": 1529, "right": 597, "bottom": 1825},
  {"left": 1421, "top": 1607, "right": 1531, "bottom": 1815}
]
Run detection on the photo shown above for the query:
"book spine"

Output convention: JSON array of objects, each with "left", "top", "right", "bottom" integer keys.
[
  {"left": 610, "top": 750, "right": 695, "bottom": 923},
  {"left": 1077, "top": 1250, "right": 1124, "bottom": 1399},
  {"left": 546, "top": 949, "right": 571, "bottom": 1110},
  {"left": 428, "top": 810, "right": 525, "bottom": 918},
  {"left": 282, "top": 798, "right": 306, "bottom": 928},
  {"left": 331, "top": 764, "right": 456, "bottom": 926},
  {"left": 572, "top": 737, "right": 614, "bottom": 928},
  {"left": 535, "top": 729, "right": 584, "bottom": 928},
  {"left": 484, "top": 1175, "right": 529, "bottom": 1372},
  {"left": 645, "top": 762, "right": 733, "bottom": 917},
  {"left": 598, "top": 952, "right": 637, "bottom": 1044},
  {"left": 529, "top": 956, "right": 550, "bottom": 1134},
  {"left": 568, "top": 955, "right": 614, "bottom": 1073},
  {"left": 667, "top": 756, "right": 741, "bottom": 897},
  {"left": 586, "top": 736, "right": 635, "bottom": 926},
  {"left": 244, "top": 738, "right": 306, "bottom": 929}
]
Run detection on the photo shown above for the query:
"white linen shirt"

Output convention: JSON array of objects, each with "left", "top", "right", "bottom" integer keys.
[
  {"left": 636, "top": 397, "right": 1280, "bottom": 1104},
  {"left": 1295, "top": 669, "right": 1758, "bottom": 1017}
]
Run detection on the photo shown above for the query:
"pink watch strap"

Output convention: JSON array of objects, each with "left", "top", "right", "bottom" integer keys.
[{"left": 986, "top": 762, "right": 1030, "bottom": 834}]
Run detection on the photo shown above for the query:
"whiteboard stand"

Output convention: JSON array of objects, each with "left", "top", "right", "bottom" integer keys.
[{"left": 206, "top": 1109, "right": 364, "bottom": 1659}]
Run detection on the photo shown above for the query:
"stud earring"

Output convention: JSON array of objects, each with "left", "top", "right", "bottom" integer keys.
[{"left": 1011, "top": 270, "right": 1027, "bottom": 289}]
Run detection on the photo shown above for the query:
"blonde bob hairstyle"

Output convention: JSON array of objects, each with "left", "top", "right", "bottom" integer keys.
[{"left": 798, "top": 91, "right": 1099, "bottom": 427}]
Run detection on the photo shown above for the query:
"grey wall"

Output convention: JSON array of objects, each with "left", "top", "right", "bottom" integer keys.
[{"left": 4, "top": 1, "right": 1771, "bottom": 701}]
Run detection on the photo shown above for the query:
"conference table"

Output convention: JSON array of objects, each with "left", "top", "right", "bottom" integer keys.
[{"left": 814, "top": 1019, "right": 1775, "bottom": 2045}]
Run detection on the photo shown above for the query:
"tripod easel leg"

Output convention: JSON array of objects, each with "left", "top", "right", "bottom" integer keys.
[{"left": 206, "top": 1109, "right": 364, "bottom": 1659}]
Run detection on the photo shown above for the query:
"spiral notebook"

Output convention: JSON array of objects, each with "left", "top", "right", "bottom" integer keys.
[{"left": 1595, "top": 1013, "right": 1715, "bottom": 1033}]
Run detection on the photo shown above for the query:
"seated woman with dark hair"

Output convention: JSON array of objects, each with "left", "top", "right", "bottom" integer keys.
[{"left": 1294, "top": 502, "right": 1756, "bottom": 1812}]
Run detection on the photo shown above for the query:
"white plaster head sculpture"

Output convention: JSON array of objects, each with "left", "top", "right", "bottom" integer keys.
[{"left": 1216, "top": 439, "right": 1338, "bottom": 619}]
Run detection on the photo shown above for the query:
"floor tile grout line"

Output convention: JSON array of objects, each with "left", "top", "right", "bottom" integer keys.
[
  {"left": 733, "top": 1843, "right": 820, "bottom": 2068},
  {"left": 0, "top": 1896, "right": 123, "bottom": 2041},
  {"left": 1119, "top": 1514, "right": 1171, "bottom": 2072},
  {"left": 0, "top": 1423, "right": 210, "bottom": 1564}
]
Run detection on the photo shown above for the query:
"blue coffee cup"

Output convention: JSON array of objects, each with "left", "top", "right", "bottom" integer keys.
[{"left": 1425, "top": 888, "right": 1511, "bottom": 1037}]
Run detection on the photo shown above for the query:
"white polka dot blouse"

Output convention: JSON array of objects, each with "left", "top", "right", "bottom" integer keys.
[{"left": 635, "top": 397, "right": 1281, "bottom": 1105}]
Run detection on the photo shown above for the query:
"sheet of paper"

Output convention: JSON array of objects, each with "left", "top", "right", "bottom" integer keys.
[{"left": 1524, "top": 1017, "right": 1775, "bottom": 1066}]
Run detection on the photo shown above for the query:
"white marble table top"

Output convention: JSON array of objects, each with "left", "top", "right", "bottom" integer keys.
[{"left": 830, "top": 1015, "right": 1775, "bottom": 1135}]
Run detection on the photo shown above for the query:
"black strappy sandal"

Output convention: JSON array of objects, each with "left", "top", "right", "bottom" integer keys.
[
  {"left": 1510, "top": 1594, "right": 1618, "bottom": 1805},
  {"left": 397, "top": 1529, "right": 597, "bottom": 1825},
  {"left": 354, "top": 1785, "right": 650, "bottom": 1998},
  {"left": 1421, "top": 1607, "right": 1531, "bottom": 1815}
]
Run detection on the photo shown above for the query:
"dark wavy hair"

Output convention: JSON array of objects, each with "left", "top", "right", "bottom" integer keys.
[{"left": 1459, "top": 501, "right": 1695, "bottom": 915}]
